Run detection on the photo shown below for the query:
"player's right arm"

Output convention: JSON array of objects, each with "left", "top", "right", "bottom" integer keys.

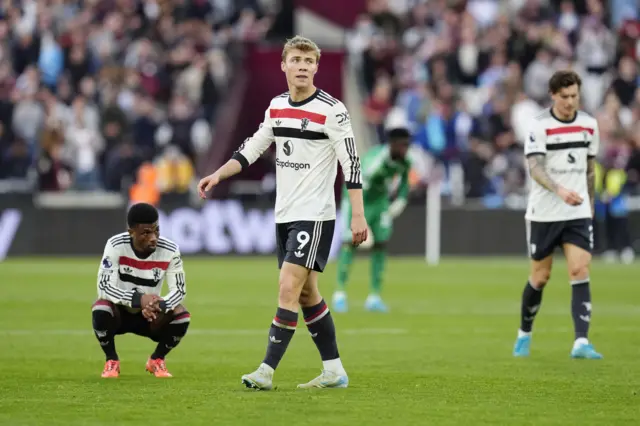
[
  {"left": 96, "top": 242, "right": 143, "bottom": 308},
  {"left": 198, "top": 107, "right": 274, "bottom": 198},
  {"left": 525, "top": 123, "right": 582, "bottom": 206}
]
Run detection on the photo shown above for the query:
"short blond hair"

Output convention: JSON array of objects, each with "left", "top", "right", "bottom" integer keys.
[{"left": 281, "top": 35, "right": 321, "bottom": 63}]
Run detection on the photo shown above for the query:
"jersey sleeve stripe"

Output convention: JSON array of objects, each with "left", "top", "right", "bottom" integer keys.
[
  {"left": 344, "top": 137, "right": 361, "bottom": 184},
  {"left": 316, "top": 92, "right": 338, "bottom": 106},
  {"left": 158, "top": 238, "right": 177, "bottom": 250},
  {"left": 109, "top": 235, "right": 131, "bottom": 247},
  {"left": 270, "top": 108, "right": 327, "bottom": 124},
  {"left": 156, "top": 241, "right": 177, "bottom": 252},
  {"left": 318, "top": 91, "right": 338, "bottom": 104},
  {"left": 525, "top": 152, "right": 545, "bottom": 158}
]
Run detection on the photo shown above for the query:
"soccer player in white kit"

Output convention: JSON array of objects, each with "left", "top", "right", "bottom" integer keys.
[
  {"left": 198, "top": 36, "right": 368, "bottom": 389},
  {"left": 513, "top": 70, "right": 603, "bottom": 359}
]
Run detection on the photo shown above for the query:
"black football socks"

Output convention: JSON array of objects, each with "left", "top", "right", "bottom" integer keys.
[
  {"left": 520, "top": 281, "right": 544, "bottom": 333},
  {"left": 263, "top": 307, "right": 297, "bottom": 370}
]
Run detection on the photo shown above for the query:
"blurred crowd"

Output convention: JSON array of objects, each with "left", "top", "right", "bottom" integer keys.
[
  {"left": 348, "top": 0, "right": 640, "bottom": 206},
  {"left": 0, "top": 0, "right": 282, "bottom": 194}
]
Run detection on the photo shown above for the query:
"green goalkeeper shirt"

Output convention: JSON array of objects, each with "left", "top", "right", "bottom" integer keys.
[{"left": 359, "top": 145, "right": 412, "bottom": 205}]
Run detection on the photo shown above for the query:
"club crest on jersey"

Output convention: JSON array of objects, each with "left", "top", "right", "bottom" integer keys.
[
  {"left": 300, "top": 118, "right": 310, "bottom": 132},
  {"left": 152, "top": 267, "right": 162, "bottom": 282}
]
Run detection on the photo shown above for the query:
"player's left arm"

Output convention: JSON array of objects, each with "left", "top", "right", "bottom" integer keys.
[
  {"left": 326, "top": 103, "right": 363, "bottom": 206},
  {"left": 587, "top": 123, "right": 601, "bottom": 217},
  {"left": 159, "top": 250, "right": 186, "bottom": 313},
  {"left": 327, "top": 103, "right": 367, "bottom": 244}
]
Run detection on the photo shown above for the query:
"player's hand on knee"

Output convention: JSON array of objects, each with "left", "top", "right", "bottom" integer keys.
[
  {"left": 142, "top": 306, "right": 158, "bottom": 322},
  {"left": 557, "top": 186, "right": 583, "bottom": 206},
  {"left": 351, "top": 215, "right": 368, "bottom": 247},
  {"left": 141, "top": 294, "right": 162, "bottom": 321}
]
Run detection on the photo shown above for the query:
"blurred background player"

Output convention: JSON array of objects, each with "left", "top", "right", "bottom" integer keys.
[
  {"left": 197, "top": 36, "right": 367, "bottom": 390},
  {"left": 92, "top": 203, "right": 189, "bottom": 378},
  {"left": 594, "top": 156, "right": 635, "bottom": 264},
  {"left": 514, "top": 71, "right": 602, "bottom": 360},
  {"left": 333, "top": 119, "right": 412, "bottom": 313}
]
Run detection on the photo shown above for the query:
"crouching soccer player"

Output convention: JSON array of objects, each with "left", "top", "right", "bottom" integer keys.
[
  {"left": 333, "top": 126, "right": 411, "bottom": 313},
  {"left": 92, "top": 203, "right": 189, "bottom": 378}
]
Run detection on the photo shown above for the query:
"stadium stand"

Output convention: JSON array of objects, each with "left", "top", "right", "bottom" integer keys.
[
  {"left": 0, "top": 0, "right": 638, "bottom": 215},
  {"left": 0, "top": 0, "right": 289, "bottom": 195},
  {"left": 347, "top": 0, "right": 640, "bottom": 208}
]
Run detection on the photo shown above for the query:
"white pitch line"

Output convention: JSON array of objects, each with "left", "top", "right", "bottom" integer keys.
[{"left": 0, "top": 328, "right": 408, "bottom": 337}]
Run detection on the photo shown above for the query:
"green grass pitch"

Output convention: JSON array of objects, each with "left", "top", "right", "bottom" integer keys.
[{"left": 1, "top": 256, "right": 639, "bottom": 425}]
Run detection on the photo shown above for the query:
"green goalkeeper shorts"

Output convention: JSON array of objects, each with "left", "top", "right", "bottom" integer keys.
[{"left": 340, "top": 197, "right": 392, "bottom": 244}]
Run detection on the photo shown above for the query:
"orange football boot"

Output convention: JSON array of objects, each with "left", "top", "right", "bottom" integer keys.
[
  {"left": 101, "top": 360, "right": 120, "bottom": 378},
  {"left": 146, "top": 358, "right": 173, "bottom": 378}
]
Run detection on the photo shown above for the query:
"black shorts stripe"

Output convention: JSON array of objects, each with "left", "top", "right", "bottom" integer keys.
[
  {"left": 546, "top": 141, "right": 590, "bottom": 151},
  {"left": 273, "top": 127, "right": 328, "bottom": 140}
]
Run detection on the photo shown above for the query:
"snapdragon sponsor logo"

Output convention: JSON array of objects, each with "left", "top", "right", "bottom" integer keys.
[{"left": 275, "top": 158, "right": 311, "bottom": 171}]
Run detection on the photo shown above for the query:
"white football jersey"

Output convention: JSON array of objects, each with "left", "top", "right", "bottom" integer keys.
[
  {"left": 231, "top": 89, "right": 362, "bottom": 223},
  {"left": 524, "top": 109, "right": 600, "bottom": 222},
  {"left": 96, "top": 232, "right": 186, "bottom": 312}
]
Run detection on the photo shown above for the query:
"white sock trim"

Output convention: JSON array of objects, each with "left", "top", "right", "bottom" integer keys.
[
  {"left": 518, "top": 329, "right": 532, "bottom": 338},
  {"left": 259, "top": 363, "right": 275, "bottom": 376},
  {"left": 570, "top": 278, "right": 590, "bottom": 285},
  {"left": 573, "top": 337, "right": 589, "bottom": 348},
  {"left": 323, "top": 358, "right": 346, "bottom": 375}
]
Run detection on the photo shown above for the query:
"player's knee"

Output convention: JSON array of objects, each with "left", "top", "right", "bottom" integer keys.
[
  {"left": 169, "top": 309, "right": 191, "bottom": 335},
  {"left": 568, "top": 264, "right": 589, "bottom": 281},
  {"left": 92, "top": 299, "right": 115, "bottom": 317},
  {"left": 92, "top": 300, "right": 115, "bottom": 329},
  {"left": 298, "top": 286, "right": 320, "bottom": 307},
  {"left": 531, "top": 270, "right": 551, "bottom": 288}
]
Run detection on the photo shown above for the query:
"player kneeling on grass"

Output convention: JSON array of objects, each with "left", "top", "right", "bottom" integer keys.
[
  {"left": 514, "top": 70, "right": 602, "bottom": 360},
  {"left": 333, "top": 126, "right": 411, "bottom": 313},
  {"left": 92, "top": 203, "right": 189, "bottom": 378}
]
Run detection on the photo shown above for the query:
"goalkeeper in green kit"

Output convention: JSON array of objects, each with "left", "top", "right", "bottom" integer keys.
[{"left": 332, "top": 125, "right": 412, "bottom": 313}]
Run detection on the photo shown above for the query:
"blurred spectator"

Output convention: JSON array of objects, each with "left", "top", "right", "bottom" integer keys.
[
  {"left": 0, "top": 0, "right": 282, "bottom": 193},
  {"left": 348, "top": 0, "right": 640, "bottom": 203},
  {"left": 36, "top": 127, "right": 71, "bottom": 191},
  {"left": 155, "top": 145, "right": 195, "bottom": 194},
  {"left": 64, "top": 96, "right": 104, "bottom": 190}
]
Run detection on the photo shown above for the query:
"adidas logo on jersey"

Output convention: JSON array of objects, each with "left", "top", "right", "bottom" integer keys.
[{"left": 294, "top": 251, "right": 304, "bottom": 258}]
